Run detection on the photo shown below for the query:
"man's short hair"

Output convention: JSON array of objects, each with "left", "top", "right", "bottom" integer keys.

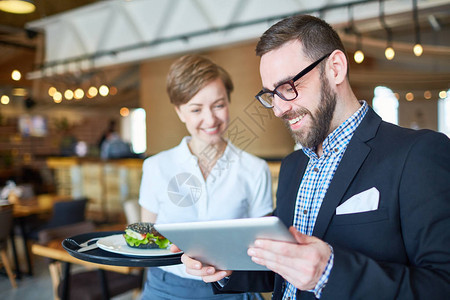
[{"left": 255, "top": 15, "right": 348, "bottom": 65}]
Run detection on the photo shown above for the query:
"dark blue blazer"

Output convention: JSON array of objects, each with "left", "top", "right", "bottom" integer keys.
[{"left": 216, "top": 107, "right": 450, "bottom": 299}]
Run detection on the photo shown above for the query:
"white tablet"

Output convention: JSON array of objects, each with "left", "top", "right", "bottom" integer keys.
[{"left": 154, "top": 216, "right": 296, "bottom": 271}]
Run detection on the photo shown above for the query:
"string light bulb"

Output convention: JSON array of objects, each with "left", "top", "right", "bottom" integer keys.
[
  {"left": 48, "top": 86, "right": 57, "bottom": 97},
  {"left": 99, "top": 84, "right": 109, "bottom": 97},
  {"left": 120, "top": 107, "right": 130, "bottom": 117},
  {"left": 74, "top": 88, "right": 84, "bottom": 100},
  {"left": 385, "top": 47, "right": 395, "bottom": 60},
  {"left": 11, "top": 70, "right": 21, "bottom": 81},
  {"left": 64, "top": 89, "right": 74, "bottom": 100},
  {"left": 413, "top": 44, "right": 423, "bottom": 57},
  {"left": 53, "top": 91, "right": 62, "bottom": 103},
  {"left": 1, "top": 95, "right": 10, "bottom": 105},
  {"left": 405, "top": 92, "right": 414, "bottom": 101},
  {"left": 412, "top": 0, "right": 423, "bottom": 57},
  {"left": 354, "top": 50, "right": 364, "bottom": 64},
  {"left": 87, "top": 86, "right": 98, "bottom": 98},
  {"left": 380, "top": 0, "right": 395, "bottom": 61}
]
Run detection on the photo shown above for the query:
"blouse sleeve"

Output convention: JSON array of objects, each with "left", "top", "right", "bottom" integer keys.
[{"left": 247, "top": 161, "right": 274, "bottom": 217}]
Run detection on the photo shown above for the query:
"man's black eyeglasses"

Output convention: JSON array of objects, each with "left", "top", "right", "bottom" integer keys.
[{"left": 255, "top": 52, "right": 332, "bottom": 108}]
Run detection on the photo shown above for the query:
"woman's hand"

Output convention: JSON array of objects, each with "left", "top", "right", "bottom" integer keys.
[{"left": 171, "top": 244, "right": 232, "bottom": 282}]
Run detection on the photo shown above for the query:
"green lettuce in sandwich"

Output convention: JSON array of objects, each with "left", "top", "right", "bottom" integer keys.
[{"left": 124, "top": 222, "right": 170, "bottom": 249}]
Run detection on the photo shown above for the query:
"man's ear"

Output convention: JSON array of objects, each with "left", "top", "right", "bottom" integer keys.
[
  {"left": 174, "top": 106, "right": 186, "bottom": 123},
  {"left": 327, "top": 50, "right": 348, "bottom": 85}
]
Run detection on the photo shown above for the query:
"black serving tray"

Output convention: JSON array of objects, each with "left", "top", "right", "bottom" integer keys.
[{"left": 62, "top": 231, "right": 182, "bottom": 267}]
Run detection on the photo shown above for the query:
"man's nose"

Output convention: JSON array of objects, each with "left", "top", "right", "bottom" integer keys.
[{"left": 272, "top": 94, "right": 291, "bottom": 118}]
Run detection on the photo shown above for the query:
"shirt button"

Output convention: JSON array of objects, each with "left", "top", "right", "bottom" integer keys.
[
  {"left": 313, "top": 167, "right": 319, "bottom": 172},
  {"left": 303, "top": 209, "right": 308, "bottom": 214},
  {"left": 334, "top": 148, "right": 339, "bottom": 153}
]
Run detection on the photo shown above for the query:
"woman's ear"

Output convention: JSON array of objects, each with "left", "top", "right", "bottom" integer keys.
[
  {"left": 327, "top": 50, "right": 348, "bottom": 85},
  {"left": 174, "top": 106, "right": 186, "bottom": 123}
]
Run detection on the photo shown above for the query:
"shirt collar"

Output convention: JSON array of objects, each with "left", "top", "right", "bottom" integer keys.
[
  {"left": 174, "top": 136, "right": 236, "bottom": 164},
  {"left": 174, "top": 136, "right": 196, "bottom": 163},
  {"left": 303, "top": 101, "right": 369, "bottom": 159}
]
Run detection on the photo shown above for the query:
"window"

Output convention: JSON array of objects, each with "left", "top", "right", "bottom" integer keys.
[
  {"left": 122, "top": 108, "right": 147, "bottom": 154},
  {"left": 372, "top": 86, "right": 399, "bottom": 125},
  {"left": 438, "top": 90, "right": 450, "bottom": 137}
]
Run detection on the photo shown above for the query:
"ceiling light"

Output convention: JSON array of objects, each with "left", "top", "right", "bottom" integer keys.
[
  {"left": 11, "top": 70, "right": 21, "bottom": 81},
  {"left": 64, "top": 89, "right": 74, "bottom": 100},
  {"left": 99, "top": 85, "right": 109, "bottom": 97},
  {"left": 74, "top": 88, "right": 84, "bottom": 100},
  {"left": 413, "top": 44, "right": 423, "bottom": 57},
  {"left": 0, "top": 0, "right": 36, "bottom": 14},
  {"left": 379, "top": 0, "right": 395, "bottom": 60},
  {"left": 87, "top": 86, "right": 98, "bottom": 98},
  {"left": 354, "top": 50, "right": 364, "bottom": 64},
  {"left": 48, "top": 86, "right": 57, "bottom": 97},
  {"left": 385, "top": 47, "right": 395, "bottom": 60},
  {"left": 120, "top": 107, "right": 130, "bottom": 117},
  {"left": 347, "top": 4, "right": 364, "bottom": 64},
  {"left": 412, "top": 0, "right": 423, "bottom": 57},
  {"left": 109, "top": 86, "right": 118, "bottom": 96},
  {"left": 405, "top": 92, "right": 414, "bottom": 101},
  {"left": 424, "top": 91, "right": 432, "bottom": 100},
  {"left": 1, "top": 95, "right": 10, "bottom": 105},
  {"left": 53, "top": 91, "right": 62, "bottom": 103}
]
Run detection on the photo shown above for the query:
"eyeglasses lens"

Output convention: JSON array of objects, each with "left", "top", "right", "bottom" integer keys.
[
  {"left": 258, "top": 82, "right": 297, "bottom": 107},
  {"left": 276, "top": 82, "right": 297, "bottom": 101}
]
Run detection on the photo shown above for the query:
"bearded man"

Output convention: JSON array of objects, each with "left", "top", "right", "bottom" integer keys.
[{"left": 178, "top": 14, "right": 450, "bottom": 300}]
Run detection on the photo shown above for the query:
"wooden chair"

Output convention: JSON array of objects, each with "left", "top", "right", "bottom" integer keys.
[
  {"left": 38, "top": 221, "right": 143, "bottom": 300},
  {"left": 0, "top": 204, "right": 17, "bottom": 288}
]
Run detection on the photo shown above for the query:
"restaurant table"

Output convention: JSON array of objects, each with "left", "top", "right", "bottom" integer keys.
[
  {"left": 10, "top": 195, "right": 71, "bottom": 278},
  {"left": 34, "top": 230, "right": 181, "bottom": 300}
]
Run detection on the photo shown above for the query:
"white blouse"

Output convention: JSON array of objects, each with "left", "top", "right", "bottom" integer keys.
[{"left": 139, "top": 137, "right": 273, "bottom": 279}]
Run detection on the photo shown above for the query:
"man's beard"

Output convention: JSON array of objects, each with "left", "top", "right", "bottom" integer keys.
[{"left": 285, "top": 74, "right": 337, "bottom": 149}]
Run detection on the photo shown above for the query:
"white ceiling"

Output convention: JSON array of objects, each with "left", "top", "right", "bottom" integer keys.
[{"left": 26, "top": 0, "right": 450, "bottom": 79}]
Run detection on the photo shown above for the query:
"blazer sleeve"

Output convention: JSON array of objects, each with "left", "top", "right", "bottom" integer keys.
[
  {"left": 212, "top": 270, "right": 275, "bottom": 294},
  {"left": 322, "top": 131, "right": 450, "bottom": 299}
]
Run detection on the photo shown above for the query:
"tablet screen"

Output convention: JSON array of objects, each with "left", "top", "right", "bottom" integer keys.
[{"left": 155, "top": 216, "right": 295, "bottom": 270}]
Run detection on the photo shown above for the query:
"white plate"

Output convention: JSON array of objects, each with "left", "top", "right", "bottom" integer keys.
[{"left": 96, "top": 234, "right": 179, "bottom": 257}]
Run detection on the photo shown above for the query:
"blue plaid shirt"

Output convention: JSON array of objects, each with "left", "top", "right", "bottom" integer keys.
[{"left": 283, "top": 101, "right": 368, "bottom": 300}]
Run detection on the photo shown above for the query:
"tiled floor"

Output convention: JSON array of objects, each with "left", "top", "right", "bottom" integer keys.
[{"left": 0, "top": 255, "right": 139, "bottom": 300}]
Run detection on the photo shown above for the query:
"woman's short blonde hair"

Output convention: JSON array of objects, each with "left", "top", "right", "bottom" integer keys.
[{"left": 166, "top": 54, "right": 234, "bottom": 106}]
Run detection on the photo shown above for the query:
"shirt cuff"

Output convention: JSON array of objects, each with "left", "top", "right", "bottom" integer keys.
[
  {"left": 309, "top": 244, "right": 334, "bottom": 298},
  {"left": 216, "top": 276, "right": 230, "bottom": 287}
]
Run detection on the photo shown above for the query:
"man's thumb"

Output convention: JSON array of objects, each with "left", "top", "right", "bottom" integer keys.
[{"left": 289, "top": 226, "right": 312, "bottom": 244}]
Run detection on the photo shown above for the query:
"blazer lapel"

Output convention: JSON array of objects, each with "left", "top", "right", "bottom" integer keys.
[
  {"left": 312, "top": 107, "right": 381, "bottom": 239},
  {"left": 276, "top": 151, "right": 308, "bottom": 227}
]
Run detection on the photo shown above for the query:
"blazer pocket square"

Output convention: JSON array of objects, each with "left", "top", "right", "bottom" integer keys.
[{"left": 336, "top": 187, "right": 379, "bottom": 215}]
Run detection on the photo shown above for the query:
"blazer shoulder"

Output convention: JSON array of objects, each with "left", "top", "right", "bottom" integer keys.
[{"left": 280, "top": 150, "right": 307, "bottom": 169}]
